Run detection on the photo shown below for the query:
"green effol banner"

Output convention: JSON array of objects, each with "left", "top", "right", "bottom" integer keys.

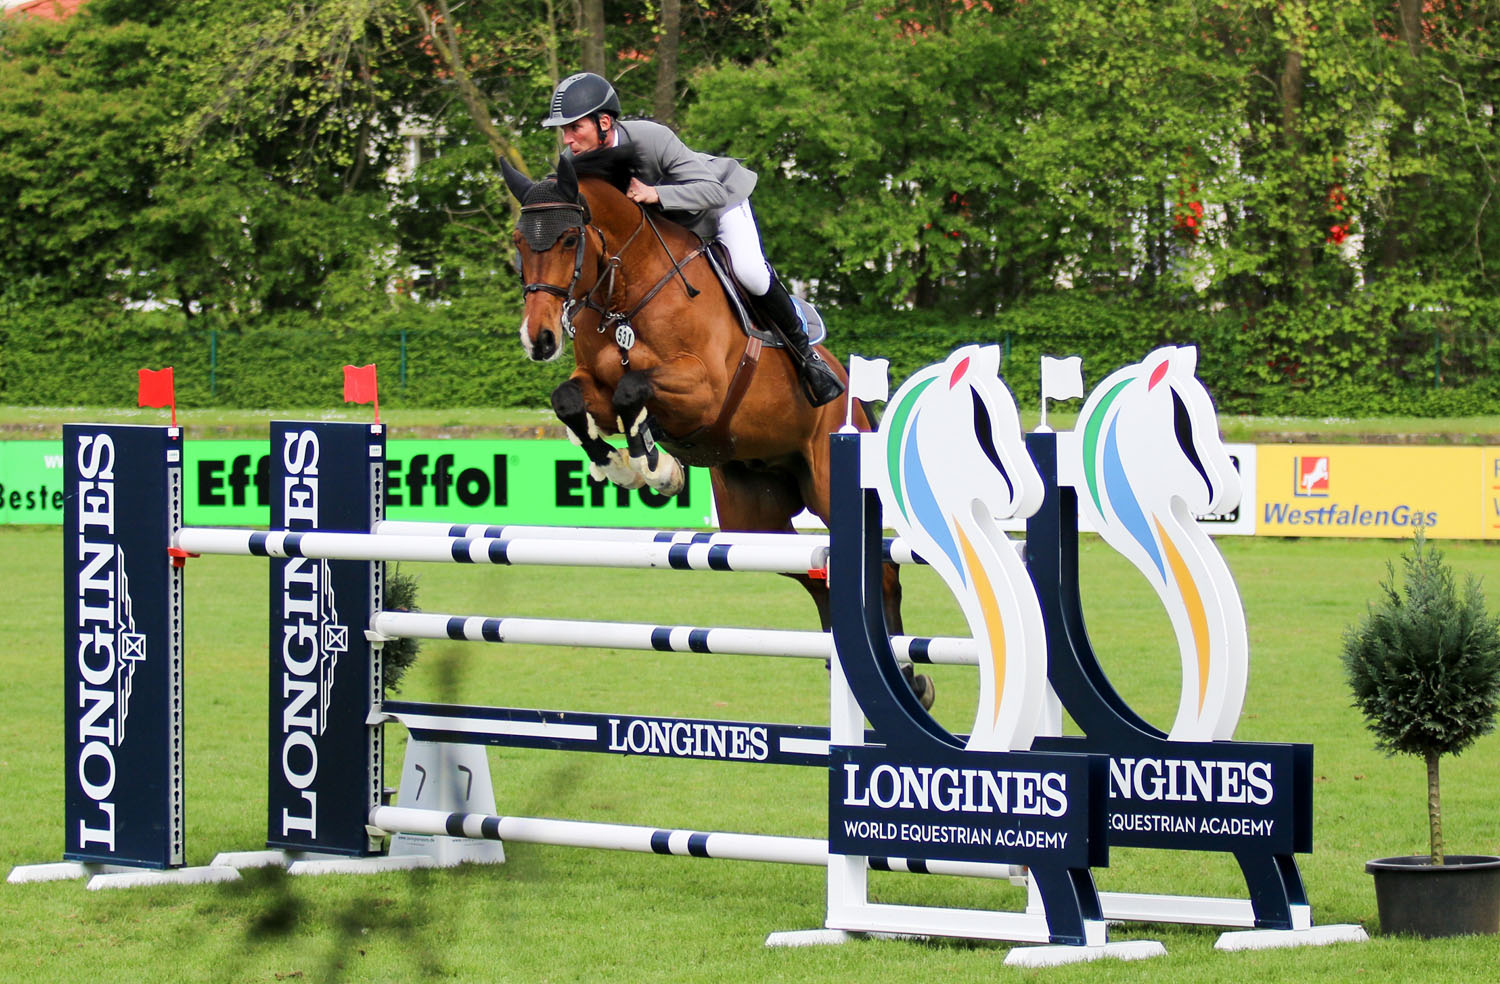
[
  {"left": 0, "top": 441, "right": 67, "bottom": 524},
  {"left": 3, "top": 439, "right": 713, "bottom": 528}
]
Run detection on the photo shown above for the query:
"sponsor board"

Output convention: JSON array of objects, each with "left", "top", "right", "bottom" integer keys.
[
  {"left": 1031, "top": 739, "right": 1311, "bottom": 855},
  {"left": 3, "top": 439, "right": 712, "bottom": 526},
  {"left": 194, "top": 439, "right": 710, "bottom": 527},
  {"left": 829, "top": 746, "right": 1105, "bottom": 869},
  {"left": 21, "top": 438, "right": 1500, "bottom": 538},
  {"left": 197, "top": 439, "right": 709, "bottom": 527},
  {"left": 1482, "top": 449, "right": 1500, "bottom": 540},
  {"left": 1256, "top": 445, "right": 1473, "bottom": 538},
  {"left": 385, "top": 703, "right": 837, "bottom": 768},
  {"left": 0, "top": 440, "right": 67, "bottom": 523}
]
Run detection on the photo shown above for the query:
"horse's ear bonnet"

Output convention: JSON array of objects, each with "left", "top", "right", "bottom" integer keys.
[
  {"left": 514, "top": 157, "right": 589, "bottom": 251},
  {"left": 517, "top": 196, "right": 586, "bottom": 251}
]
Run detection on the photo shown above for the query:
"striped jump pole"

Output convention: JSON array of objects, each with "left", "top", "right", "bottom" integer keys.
[
  {"left": 175, "top": 527, "right": 829, "bottom": 574},
  {"left": 368, "top": 806, "right": 1022, "bottom": 881},
  {"left": 370, "top": 611, "right": 978, "bottom": 666},
  {"left": 371, "top": 520, "right": 928, "bottom": 566}
]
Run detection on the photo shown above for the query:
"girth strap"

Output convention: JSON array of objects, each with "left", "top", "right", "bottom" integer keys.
[
  {"left": 663, "top": 335, "right": 763, "bottom": 462},
  {"left": 708, "top": 336, "right": 764, "bottom": 447}
]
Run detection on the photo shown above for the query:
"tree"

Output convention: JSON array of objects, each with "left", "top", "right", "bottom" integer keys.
[
  {"left": 652, "top": 0, "right": 682, "bottom": 124},
  {"left": 1343, "top": 532, "right": 1500, "bottom": 864},
  {"left": 576, "top": 0, "right": 606, "bottom": 74},
  {"left": 1362, "top": 1, "right": 1500, "bottom": 287},
  {"left": 688, "top": 0, "right": 1053, "bottom": 312},
  {"left": 0, "top": 11, "right": 175, "bottom": 303}
]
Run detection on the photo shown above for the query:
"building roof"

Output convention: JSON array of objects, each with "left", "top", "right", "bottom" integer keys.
[{"left": 3, "top": 0, "right": 86, "bottom": 20}]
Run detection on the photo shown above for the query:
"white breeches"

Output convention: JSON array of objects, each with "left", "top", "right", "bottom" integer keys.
[{"left": 716, "top": 200, "right": 771, "bottom": 296}]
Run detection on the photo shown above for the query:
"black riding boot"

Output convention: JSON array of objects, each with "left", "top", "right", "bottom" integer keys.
[{"left": 749, "top": 277, "right": 846, "bottom": 407}]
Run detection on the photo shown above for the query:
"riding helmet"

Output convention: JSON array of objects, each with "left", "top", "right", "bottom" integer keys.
[{"left": 542, "top": 72, "right": 621, "bottom": 127}]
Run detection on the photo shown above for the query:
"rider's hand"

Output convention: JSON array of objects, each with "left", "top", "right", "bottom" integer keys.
[{"left": 626, "top": 178, "right": 660, "bottom": 205}]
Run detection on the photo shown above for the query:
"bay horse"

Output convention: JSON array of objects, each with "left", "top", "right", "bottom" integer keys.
[{"left": 501, "top": 149, "right": 924, "bottom": 700}]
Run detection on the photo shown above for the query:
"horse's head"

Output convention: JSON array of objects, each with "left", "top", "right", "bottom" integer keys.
[
  {"left": 503, "top": 155, "right": 592, "bottom": 362},
  {"left": 502, "top": 150, "right": 636, "bottom": 362},
  {"left": 1078, "top": 345, "right": 1239, "bottom": 540}
]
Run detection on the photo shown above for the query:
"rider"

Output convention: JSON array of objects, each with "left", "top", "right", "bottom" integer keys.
[{"left": 541, "top": 72, "right": 845, "bottom": 408}]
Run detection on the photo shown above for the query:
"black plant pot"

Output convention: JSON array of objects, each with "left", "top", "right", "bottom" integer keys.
[{"left": 1366, "top": 855, "right": 1500, "bottom": 938}]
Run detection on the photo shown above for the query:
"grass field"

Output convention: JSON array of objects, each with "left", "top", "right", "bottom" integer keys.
[{"left": 5, "top": 522, "right": 1500, "bottom": 982}]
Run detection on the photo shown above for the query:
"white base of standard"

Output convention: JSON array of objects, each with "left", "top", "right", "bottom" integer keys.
[
  {"left": 1214, "top": 924, "right": 1370, "bottom": 951},
  {"left": 384, "top": 741, "right": 506, "bottom": 868},
  {"left": 9, "top": 862, "right": 118, "bottom": 884},
  {"left": 8, "top": 861, "right": 239, "bottom": 890},
  {"left": 210, "top": 849, "right": 441, "bottom": 876},
  {"left": 288, "top": 855, "right": 439, "bottom": 877},
  {"left": 210, "top": 850, "right": 301, "bottom": 869},
  {"left": 764, "top": 929, "right": 1167, "bottom": 967},
  {"left": 86, "top": 866, "right": 240, "bottom": 890},
  {"left": 765, "top": 928, "right": 932, "bottom": 947},
  {"left": 1004, "top": 940, "right": 1168, "bottom": 967}
]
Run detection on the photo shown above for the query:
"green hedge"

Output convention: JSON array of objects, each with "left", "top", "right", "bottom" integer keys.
[
  {"left": 4, "top": 288, "right": 1499, "bottom": 416},
  {"left": 0, "top": 291, "right": 572, "bottom": 409}
]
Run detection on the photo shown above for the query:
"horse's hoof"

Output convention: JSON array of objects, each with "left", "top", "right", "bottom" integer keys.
[
  {"left": 909, "top": 673, "right": 936, "bottom": 711},
  {"left": 601, "top": 449, "right": 646, "bottom": 489},
  {"left": 635, "top": 453, "right": 685, "bottom": 497}
]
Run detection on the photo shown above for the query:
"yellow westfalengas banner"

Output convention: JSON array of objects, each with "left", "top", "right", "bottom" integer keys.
[{"left": 1255, "top": 444, "right": 1500, "bottom": 539}]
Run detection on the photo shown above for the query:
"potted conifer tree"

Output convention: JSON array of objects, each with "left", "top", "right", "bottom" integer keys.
[{"left": 1342, "top": 531, "right": 1500, "bottom": 937}]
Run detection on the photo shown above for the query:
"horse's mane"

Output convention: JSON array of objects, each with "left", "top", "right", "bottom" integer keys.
[
  {"left": 520, "top": 145, "right": 634, "bottom": 210},
  {"left": 569, "top": 145, "right": 634, "bottom": 193}
]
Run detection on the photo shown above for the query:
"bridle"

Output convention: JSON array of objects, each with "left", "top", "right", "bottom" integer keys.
[
  {"left": 517, "top": 201, "right": 600, "bottom": 337},
  {"left": 517, "top": 195, "right": 704, "bottom": 356}
]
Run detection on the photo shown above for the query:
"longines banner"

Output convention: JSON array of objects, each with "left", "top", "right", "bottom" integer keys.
[
  {"left": 0, "top": 439, "right": 713, "bottom": 527},
  {"left": 9, "top": 438, "right": 1500, "bottom": 537}
]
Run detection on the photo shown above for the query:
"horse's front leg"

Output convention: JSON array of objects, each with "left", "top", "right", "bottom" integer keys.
[
  {"left": 612, "top": 370, "right": 685, "bottom": 496},
  {"left": 551, "top": 374, "right": 644, "bottom": 489}
]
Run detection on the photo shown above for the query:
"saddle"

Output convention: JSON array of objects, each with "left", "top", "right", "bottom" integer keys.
[{"left": 704, "top": 243, "right": 828, "bottom": 347}]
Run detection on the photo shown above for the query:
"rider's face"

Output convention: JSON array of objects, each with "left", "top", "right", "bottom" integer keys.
[{"left": 560, "top": 117, "right": 606, "bottom": 154}]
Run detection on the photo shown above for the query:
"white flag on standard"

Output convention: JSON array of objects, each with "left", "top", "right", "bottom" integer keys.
[
  {"left": 1040, "top": 355, "right": 1084, "bottom": 402},
  {"left": 847, "top": 355, "right": 890, "bottom": 403}
]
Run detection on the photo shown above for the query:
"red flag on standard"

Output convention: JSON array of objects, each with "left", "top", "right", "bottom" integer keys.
[
  {"left": 343, "top": 364, "right": 379, "bottom": 423},
  {"left": 138, "top": 367, "right": 176, "bottom": 426}
]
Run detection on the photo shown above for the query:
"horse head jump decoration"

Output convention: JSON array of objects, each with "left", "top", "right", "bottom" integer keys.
[
  {"left": 870, "top": 346, "right": 1047, "bottom": 750},
  {"left": 1069, "top": 345, "right": 1248, "bottom": 742}
]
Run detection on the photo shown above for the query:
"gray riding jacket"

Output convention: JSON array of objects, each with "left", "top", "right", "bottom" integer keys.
[{"left": 592, "top": 119, "right": 757, "bottom": 239}]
